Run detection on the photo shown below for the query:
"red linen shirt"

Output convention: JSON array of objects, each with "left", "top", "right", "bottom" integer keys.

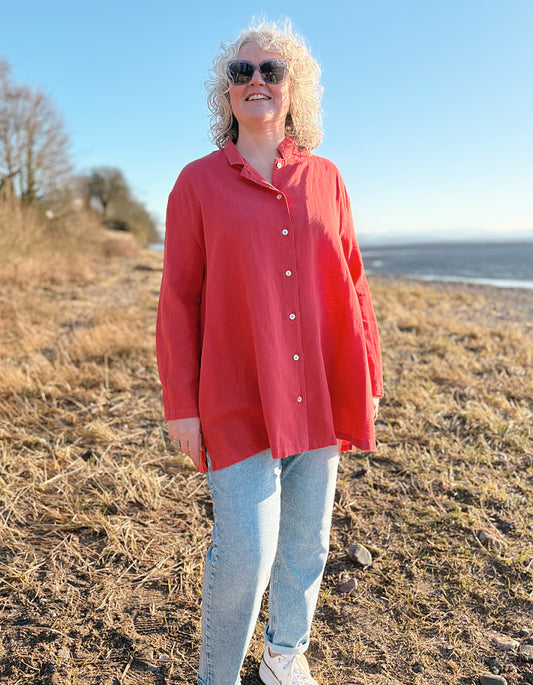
[{"left": 156, "top": 138, "right": 383, "bottom": 472}]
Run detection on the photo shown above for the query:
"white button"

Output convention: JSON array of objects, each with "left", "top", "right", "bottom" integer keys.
[
  {"left": 276, "top": 162, "right": 282, "bottom": 169},
  {"left": 276, "top": 193, "right": 282, "bottom": 200},
  {"left": 285, "top": 270, "right": 292, "bottom": 277},
  {"left": 282, "top": 229, "right": 288, "bottom": 236},
  {"left": 296, "top": 396, "right": 303, "bottom": 403},
  {"left": 289, "top": 313, "right": 296, "bottom": 320},
  {"left": 293, "top": 354, "right": 300, "bottom": 361}
]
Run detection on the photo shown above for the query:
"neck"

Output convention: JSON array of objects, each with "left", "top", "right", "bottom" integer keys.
[
  {"left": 235, "top": 126, "right": 285, "bottom": 160},
  {"left": 235, "top": 128, "right": 286, "bottom": 185}
]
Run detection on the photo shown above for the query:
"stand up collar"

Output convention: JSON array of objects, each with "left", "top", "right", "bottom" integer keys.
[{"left": 224, "top": 137, "right": 306, "bottom": 168}]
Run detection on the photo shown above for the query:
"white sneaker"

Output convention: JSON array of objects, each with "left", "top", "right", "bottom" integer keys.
[{"left": 259, "top": 648, "right": 319, "bottom": 685}]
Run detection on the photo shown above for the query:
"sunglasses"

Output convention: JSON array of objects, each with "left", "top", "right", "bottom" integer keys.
[{"left": 227, "top": 59, "right": 288, "bottom": 85}]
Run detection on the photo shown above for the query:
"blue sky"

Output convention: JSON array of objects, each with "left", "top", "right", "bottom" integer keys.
[{"left": 1, "top": 0, "right": 532, "bottom": 243}]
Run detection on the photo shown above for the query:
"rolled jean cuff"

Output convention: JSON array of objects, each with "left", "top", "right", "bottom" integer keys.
[{"left": 263, "top": 625, "right": 309, "bottom": 655}]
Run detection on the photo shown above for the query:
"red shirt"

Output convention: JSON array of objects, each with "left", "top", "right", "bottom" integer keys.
[{"left": 156, "top": 138, "right": 383, "bottom": 472}]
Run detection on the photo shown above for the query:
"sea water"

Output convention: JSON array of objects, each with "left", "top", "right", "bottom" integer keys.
[
  {"left": 151, "top": 240, "right": 533, "bottom": 290},
  {"left": 361, "top": 241, "right": 533, "bottom": 289}
]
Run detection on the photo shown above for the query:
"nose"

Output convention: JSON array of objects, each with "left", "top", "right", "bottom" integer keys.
[{"left": 249, "top": 65, "right": 266, "bottom": 85}]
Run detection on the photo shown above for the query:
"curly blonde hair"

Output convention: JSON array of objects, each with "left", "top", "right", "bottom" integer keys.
[{"left": 206, "top": 19, "right": 323, "bottom": 151}]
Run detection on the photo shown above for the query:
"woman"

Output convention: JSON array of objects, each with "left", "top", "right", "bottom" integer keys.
[{"left": 156, "top": 20, "right": 383, "bottom": 685}]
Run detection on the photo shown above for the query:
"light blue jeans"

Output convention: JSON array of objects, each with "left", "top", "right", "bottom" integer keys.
[{"left": 197, "top": 445, "right": 339, "bottom": 685}]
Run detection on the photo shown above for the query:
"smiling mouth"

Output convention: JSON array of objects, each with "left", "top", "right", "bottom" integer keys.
[{"left": 245, "top": 94, "right": 271, "bottom": 101}]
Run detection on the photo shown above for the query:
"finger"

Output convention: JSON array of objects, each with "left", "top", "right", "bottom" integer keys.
[
  {"left": 186, "top": 440, "right": 201, "bottom": 469},
  {"left": 171, "top": 435, "right": 187, "bottom": 448},
  {"left": 188, "top": 451, "right": 201, "bottom": 469},
  {"left": 170, "top": 431, "right": 202, "bottom": 469},
  {"left": 190, "top": 434, "right": 200, "bottom": 459}
]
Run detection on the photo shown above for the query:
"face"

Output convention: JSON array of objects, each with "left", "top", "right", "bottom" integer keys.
[{"left": 228, "top": 42, "right": 291, "bottom": 138}]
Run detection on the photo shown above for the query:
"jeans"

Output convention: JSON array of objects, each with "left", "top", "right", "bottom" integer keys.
[{"left": 197, "top": 445, "right": 339, "bottom": 685}]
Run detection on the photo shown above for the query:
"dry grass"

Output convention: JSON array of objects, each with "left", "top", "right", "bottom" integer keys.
[
  {"left": 0, "top": 244, "right": 531, "bottom": 684},
  {"left": 0, "top": 196, "right": 140, "bottom": 286}
]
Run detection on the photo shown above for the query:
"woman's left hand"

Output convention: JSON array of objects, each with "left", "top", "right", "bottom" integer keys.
[
  {"left": 372, "top": 396, "right": 380, "bottom": 422},
  {"left": 167, "top": 417, "right": 203, "bottom": 469}
]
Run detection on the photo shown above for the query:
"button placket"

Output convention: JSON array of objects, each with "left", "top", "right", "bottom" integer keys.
[{"left": 276, "top": 187, "right": 307, "bottom": 419}]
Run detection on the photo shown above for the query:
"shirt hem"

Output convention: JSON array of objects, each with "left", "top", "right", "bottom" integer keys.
[
  {"left": 336, "top": 431, "right": 376, "bottom": 453},
  {"left": 204, "top": 433, "right": 372, "bottom": 472}
]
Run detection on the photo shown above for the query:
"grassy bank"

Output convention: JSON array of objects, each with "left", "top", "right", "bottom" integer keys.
[
  {"left": 0, "top": 243, "right": 531, "bottom": 684},
  {"left": 0, "top": 196, "right": 141, "bottom": 286}
]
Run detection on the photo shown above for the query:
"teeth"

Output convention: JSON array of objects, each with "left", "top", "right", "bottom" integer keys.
[{"left": 247, "top": 94, "right": 269, "bottom": 101}]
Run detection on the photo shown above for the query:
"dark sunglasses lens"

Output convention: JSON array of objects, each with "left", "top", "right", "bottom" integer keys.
[
  {"left": 260, "top": 61, "right": 286, "bottom": 83},
  {"left": 228, "top": 61, "right": 254, "bottom": 84},
  {"left": 228, "top": 60, "right": 287, "bottom": 85}
]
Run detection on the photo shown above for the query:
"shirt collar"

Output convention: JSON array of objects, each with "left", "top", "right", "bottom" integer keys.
[
  {"left": 277, "top": 136, "right": 307, "bottom": 160},
  {"left": 224, "top": 137, "right": 306, "bottom": 168}
]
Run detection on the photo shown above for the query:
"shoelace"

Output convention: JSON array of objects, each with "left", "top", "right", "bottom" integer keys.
[{"left": 279, "top": 654, "right": 314, "bottom": 684}]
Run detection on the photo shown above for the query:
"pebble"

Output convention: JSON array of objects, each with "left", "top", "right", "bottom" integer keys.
[
  {"left": 57, "top": 647, "right": 70, "bottom": 660},
  {"left": 478, "top": 531, "right": 507, "bottom": 549},
  {"left": 138, "top": 646, "right": 154, "bottom": 660},
  {"left": 492, "top": 635, "right": 519, "bottom": 651},
  {"left": 487, "top": 657, "right": 502, "bottom": 674},
  {"left": 519, "top": 644, "right": 533, "bottom": 662},
  {"left": 337, "top": 577, "right": 358, "bottom": 594},
  {"left": 495, "top": 518, "right": 513, "bottom": 533},
  {"left": 479, "top": 675, "right": 507, "bottom": 685},
  {"left": 348, "top": 543, "right": 373, "bottom": 567}
]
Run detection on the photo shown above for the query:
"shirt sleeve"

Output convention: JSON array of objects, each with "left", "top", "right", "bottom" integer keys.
[
  {"left": 338, "top": 176, "right": 384, "bottom": 398},
  {"left": 156, "top": 167, "right": 206, "bottom": 419}
]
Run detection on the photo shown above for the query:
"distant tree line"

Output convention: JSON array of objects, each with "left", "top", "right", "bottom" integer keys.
[
  {"left": 85, "top": 166, "right": 159, "bottom": 245},
  {"left": 0, "top": 58, "right": 159, "bottom": 245}
]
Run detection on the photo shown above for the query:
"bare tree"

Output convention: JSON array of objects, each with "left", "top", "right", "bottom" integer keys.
[
  {"left": 0, "top": 58, "right": 71, "bottom": 203},
  {"left": 0, "top": 60, "right": 20, "bottom": 188},
  {"left": 86, "top": 166, "right": 129, "bottom": 217}
]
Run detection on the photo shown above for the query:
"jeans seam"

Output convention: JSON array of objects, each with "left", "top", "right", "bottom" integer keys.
[
  {"left": 268, "top": 552, "right": 281, "bottom": 640},
  {"left": 203, "top": 538, "right": 218, "bottom": 683}
]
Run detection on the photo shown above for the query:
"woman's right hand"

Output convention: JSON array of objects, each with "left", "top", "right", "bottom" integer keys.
[{"left": 167, "top": 417, "right": 203, "bottom": 469}]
